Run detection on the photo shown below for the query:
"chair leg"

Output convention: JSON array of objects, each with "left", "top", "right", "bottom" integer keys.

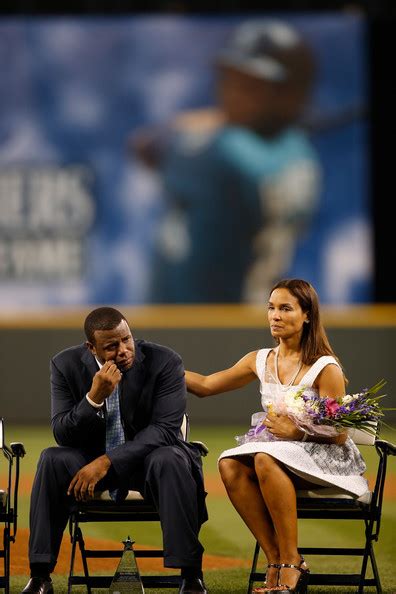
[
  {"left": 4, "top": 526, "right": 10, "bottom": 594},
  {"left": 68, "top": 521, "right": 78, "bottom": 594},
  {"left": 247, "top": 541, "right": 261, "bottom": 594},
  {"left": 78, "top": 528, "right": 92, "bottom": 594},
  {"left": 368, "top": 544, "right": 382, "bottom": 594},
  {"left": 358, "top": 551, "right": 369, "bottom": 593},
  {"left": 68, "top": 520, "right": 92, "bottom": 594},
  {"left": 358, "top": 520, "right": 379, "bottom": 594}
]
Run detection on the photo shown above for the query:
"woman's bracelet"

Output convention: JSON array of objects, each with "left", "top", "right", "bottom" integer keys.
[{"left": 300, "top": 431, "right": 308, "bottom": 442}]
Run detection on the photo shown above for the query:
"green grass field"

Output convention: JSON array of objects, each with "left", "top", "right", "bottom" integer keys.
[{"left": 2, "top": 425, "right": 396, "bottom": 594}]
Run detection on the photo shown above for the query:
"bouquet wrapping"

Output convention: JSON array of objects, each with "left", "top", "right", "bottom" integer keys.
[{"left": 235, "top": 380, "right": 389, "bottom": 446}]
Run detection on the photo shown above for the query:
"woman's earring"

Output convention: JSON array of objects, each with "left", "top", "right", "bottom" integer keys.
[{"left": 305, "top": 319, "right": 309, "bottom": 324}]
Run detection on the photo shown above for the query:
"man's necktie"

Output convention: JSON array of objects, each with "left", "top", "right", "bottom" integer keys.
[{"left": 105, "top": 383, "right": 125, "bottom": 500}]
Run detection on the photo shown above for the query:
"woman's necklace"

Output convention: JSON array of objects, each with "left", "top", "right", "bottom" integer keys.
[{"left": 274, "top": 347, "right": 302, "bottom": 388}]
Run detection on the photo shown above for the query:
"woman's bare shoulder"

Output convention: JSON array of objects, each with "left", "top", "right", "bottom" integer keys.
[
  {"left": 316, "top": 362, "right": 345, "bottom": 397},
  {"left": 238, "top": 350, "right": 260, "bottom": 366}
]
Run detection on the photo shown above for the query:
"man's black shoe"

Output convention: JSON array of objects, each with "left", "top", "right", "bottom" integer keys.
[
  {"left": 178, "top": 577, "right": 207, "bottom": 594},
  {"left": 21, "top": 577, "right": 54, "bottom": 594}
]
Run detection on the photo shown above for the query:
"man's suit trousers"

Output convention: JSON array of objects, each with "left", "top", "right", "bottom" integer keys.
[{"left": 29, "top": 445, "right": 204, "bottom": 570}]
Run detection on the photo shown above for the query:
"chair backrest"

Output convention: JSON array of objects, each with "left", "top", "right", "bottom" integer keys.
[
  {"left": 180, "top": 413, "right": 189, "bottom": 441},
  {"left": 0, "top": 419, "right": 6, "bottom": 508},
  {"left": 0, "top": 418, "right": 4, "bottom": 450},
  {"left": 0, "top": 419, "right": 25, "bottom": 543},
  {"left": 347, "top": 425, "right": 377, "bottom": 445},
  {"left": 0, "top": 418, "right": 12, "bottom": 465}
]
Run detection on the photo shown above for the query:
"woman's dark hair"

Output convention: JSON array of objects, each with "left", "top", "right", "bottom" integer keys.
[
  {"left": 84, "top": 307, "right": 126, "bottom": 344},
  {"left": 269, "top": 279, "right": 344, "bottom": 372}
]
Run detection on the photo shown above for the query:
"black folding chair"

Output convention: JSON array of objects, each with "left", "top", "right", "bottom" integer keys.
[
  {"left": 247, "top": 429, "right": 396, "bottom": 594},
  {"left": 0, "top": 418, "right": 26, "bottom": 594},
  {"left": 68, "top": 415, "right": 208, "bottom": 593}
]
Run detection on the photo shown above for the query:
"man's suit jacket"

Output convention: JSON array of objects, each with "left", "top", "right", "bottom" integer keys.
[{"left": 50, "top": 339, "right": 189, "bottom": 484}]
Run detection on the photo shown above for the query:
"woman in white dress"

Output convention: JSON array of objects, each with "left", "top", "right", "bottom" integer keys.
[{"left": 186, "top": 279, "right": 368, "bottom": 593}]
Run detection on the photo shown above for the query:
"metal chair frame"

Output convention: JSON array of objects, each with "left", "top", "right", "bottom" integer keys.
[
  {"left": 0, "top": 418, "right": 25, "bottom": 594},
  {"left": 247, "top": 436, "right": 396, "bottom": 594},
  {"left": 67, "top": 414, "right": 208, "bottom": 593}
]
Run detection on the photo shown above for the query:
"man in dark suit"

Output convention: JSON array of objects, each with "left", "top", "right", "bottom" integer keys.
[{"left": 21, "top": 307, "right": 207, "bottom": 594}]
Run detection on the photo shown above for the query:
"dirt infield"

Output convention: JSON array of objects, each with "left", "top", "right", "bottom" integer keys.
[{"left": 11, "top": 528, "right": 250, "bottom": 575}]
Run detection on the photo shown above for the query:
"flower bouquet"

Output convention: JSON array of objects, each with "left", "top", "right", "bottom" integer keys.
[{"left": 235, "top": 379, "right": 390, "bottom": 445}]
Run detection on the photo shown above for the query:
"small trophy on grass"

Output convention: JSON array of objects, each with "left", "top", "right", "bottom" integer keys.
[{"left": 109, "top": 536, "right": 145, "bottom": 593}]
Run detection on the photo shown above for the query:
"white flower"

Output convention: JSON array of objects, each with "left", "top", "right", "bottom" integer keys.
[{"left": 283, "top": 393, "right": 306, "bottom": 416}]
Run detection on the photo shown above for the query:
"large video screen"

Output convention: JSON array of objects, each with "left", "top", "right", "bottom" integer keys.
[{"left": 0, "top": 14, "right": 371, "bottom": 308}]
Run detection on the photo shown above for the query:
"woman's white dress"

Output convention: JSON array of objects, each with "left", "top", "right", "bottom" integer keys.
[{"left": 218, "top": 348, "right": 368, "bottom": 497}]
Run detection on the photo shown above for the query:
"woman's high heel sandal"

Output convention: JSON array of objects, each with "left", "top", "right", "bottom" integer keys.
[
  {"left": 252, "top": 563, "right": 281, "bottom": 593},
  {"left": 275, "top": 557, "right": 310, "bottom": 594}
]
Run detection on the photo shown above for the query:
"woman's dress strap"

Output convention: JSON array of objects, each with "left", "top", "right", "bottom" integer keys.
[
  {"left": 256, "top": 348, "right": 271, "bottom": 383},
  {"left": 299, "top": 355, "right": 341, "bottom": 387}
]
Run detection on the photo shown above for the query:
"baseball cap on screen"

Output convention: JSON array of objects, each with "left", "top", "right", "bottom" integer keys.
[{"left": 217, "top": 20, "right": 314, "bottom": 85}]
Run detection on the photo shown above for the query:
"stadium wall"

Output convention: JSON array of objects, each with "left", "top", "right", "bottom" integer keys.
[{"left": 1, "top": 305, "right": 395, "bottom": 425}]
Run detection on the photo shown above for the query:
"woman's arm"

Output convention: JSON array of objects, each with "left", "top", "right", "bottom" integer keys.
[
  {"left": 315, "top": 363, "right": 348, "bottom": 444},
  {"left": 316, "top": 363, "right": 346, "bottom": 399},
  {"left": 185, "top": 351, "right": 258, "bottom": 397}
]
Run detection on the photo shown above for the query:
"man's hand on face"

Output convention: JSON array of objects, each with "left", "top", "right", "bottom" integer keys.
[
  {"left": 88, "top": 360, "right": 122, "bottom": 405},
  {"left": 67, "top": 455, "right": 111, "bottom": 501}
]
